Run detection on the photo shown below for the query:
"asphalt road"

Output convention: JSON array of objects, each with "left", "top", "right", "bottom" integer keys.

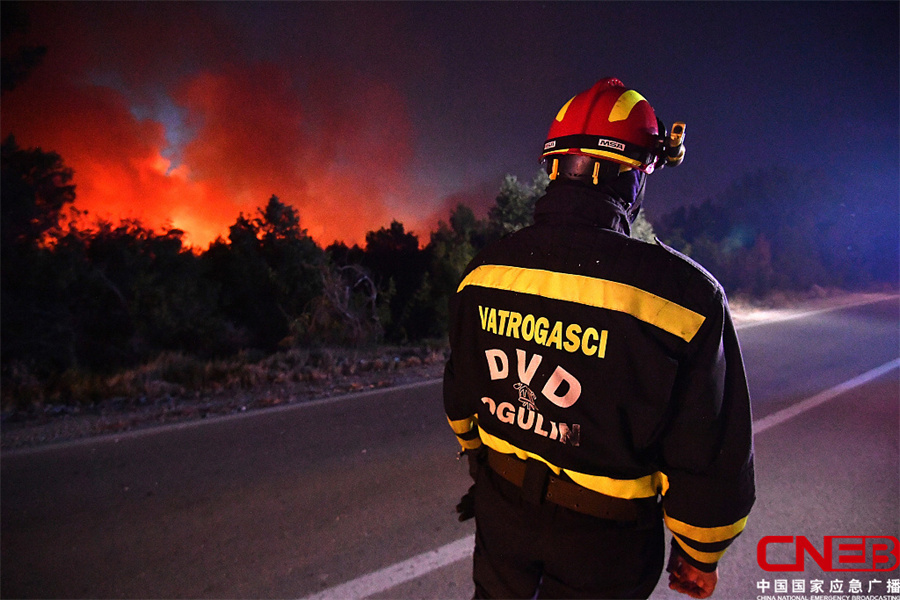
[{"left": 2, "top": 295, "right": 897, "bottom": 599}]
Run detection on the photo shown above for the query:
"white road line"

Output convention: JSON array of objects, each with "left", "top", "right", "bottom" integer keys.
[
  {"left": 753, "top": 358, "right": 900, "bottom": 433},
  {"left": 300, "top": 534, "right": 475, "bottom": 600},
  {"left": 4, "top": 378, "right": 444, "bottom": 456},
  {"left": 303, "top": 358, "right": 900, "bottom": 599}
]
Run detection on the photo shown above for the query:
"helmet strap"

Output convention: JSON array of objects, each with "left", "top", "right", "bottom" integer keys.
[
  {"left": 548, "top": 158, "right": 560, "bottom": 180},
  {"left": 544, "top": 155, "right": 620, "bottom": 186}
]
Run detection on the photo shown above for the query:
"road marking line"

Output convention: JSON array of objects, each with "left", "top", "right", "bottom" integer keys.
[
  {"left": 753, "top": 358, "right": 900, "bottom": 433},
  {"left": 3, "top": 379, "right": 445, "bottom": 456},
  {"left": 304, "top": 358, "right": 900, "bottom": 598},
  {"left": 300, "top": 534, "right": 475, "bottom": 600}
]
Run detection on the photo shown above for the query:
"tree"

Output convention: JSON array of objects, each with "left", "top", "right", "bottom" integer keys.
[
  {"left": 202, "top": 196, "right": 324, "bottom": 351},
  {"left": 1, "top": 137, "right": 80, "bottom": 374},
  {"left": 654, "top": 167, "right": 898, "bottom": 296},
  {"left": 1, "top": 135, "right": 76, "bottom": 249},
  {"left": 295, "top": 263, "right": 381, "bottom": 346},
  {"left": 423, "top": 204, "right": 490, "bottom": 336},
  {"left": 630, "top": 210, "right": 657, "bottom": 244},
  {"left": 254, "top": 195, "right": 324, "bottom": 320},
  {"left": 488, "top": 171, "right": 549, "bottom": 236},
  {"left": 363, "top": 220, "right": 428, "bottom": 342},
  {"left": 430, "top": 204, "right": 487, "bottom": 279},
  {"left": 122, "top": 227, "right": 223, "bottom": 358}
]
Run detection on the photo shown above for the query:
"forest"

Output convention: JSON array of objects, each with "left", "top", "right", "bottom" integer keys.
[{"left": 2, "top": 135, "right": 896, "bottom": 410}]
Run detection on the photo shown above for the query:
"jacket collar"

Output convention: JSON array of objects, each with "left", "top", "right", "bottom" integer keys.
[{"left": 533, "top": 181, "right": 632, "bottom": 236}]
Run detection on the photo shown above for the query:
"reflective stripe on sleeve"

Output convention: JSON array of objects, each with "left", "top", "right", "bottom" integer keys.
[
  {"left": 447, "top": 415, "right": 482, "bottom": 451},
  {"left": 447, "top": 415, "right": 477, "bottom": 435},
  {"left": 664, "top": 511, "right": 749, "bottom": 545},
  {"left": 672, "top": 535, "right": 729, "bottom": 565},
  {"left": 456, "top": 436, "right": 482, "bottom": 451}
]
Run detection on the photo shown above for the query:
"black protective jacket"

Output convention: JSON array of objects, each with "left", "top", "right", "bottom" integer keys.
[{"left": 444, "top": 182, "right": 755, "bottom": 571}]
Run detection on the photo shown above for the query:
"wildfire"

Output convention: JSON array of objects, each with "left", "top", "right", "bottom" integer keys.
[{"left": 1, "top": 5, "right": 434, "bottom": 249}]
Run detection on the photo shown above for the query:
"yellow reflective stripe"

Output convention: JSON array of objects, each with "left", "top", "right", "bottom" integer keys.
[
  {"left": 457, "top": 436, "right": 482, "bottom": 451},
  {"left": 447, "top": 415, "right": 476, "bottom": 435},
  {"left": 479, "top": 429, "right": 662, "bottom": 499},
  {"left": 566, "top": 470, "right": 663, "bottom": 500},
  {"left": 555, "top": 97, "right": 575, "bottom": 122},
  {"left": 658, "top": 471, "right": 670, "bottom": 496},
  {"left": 609, "top": 90, "right": 647, "bottom": 122},
  {"left": 665, "top": 511, "right": 749, "bottom": 544},
  {"left": 672, "top": 536, "right": 728, "bottom": 564},
  {"left": 479, "top": 429, "right": 562, "bottom": 474},
  {"left": 457, "top": 265, "right": 706, "bottom": 342}
]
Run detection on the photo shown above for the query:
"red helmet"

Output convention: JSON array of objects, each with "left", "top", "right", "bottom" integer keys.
[{"left": 541, "top": 78, "right": 665, "bottom": 176}]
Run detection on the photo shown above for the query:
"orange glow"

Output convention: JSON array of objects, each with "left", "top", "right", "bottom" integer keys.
[{"left": 1, "top": 12, "right": 432, "bottom": 250}]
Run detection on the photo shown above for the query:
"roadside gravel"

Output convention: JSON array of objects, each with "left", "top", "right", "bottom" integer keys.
[{"left": 1, "top": 356, "right": 445, "bottom": 451}]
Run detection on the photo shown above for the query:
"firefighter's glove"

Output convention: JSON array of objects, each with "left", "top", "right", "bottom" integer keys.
[{"left": 456, "top": 485, "right": 475, "bottom": 521}]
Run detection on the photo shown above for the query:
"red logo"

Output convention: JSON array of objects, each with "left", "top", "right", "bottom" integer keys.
[{"left": 757, "top": 536, "right": 900, "bottom": 572}]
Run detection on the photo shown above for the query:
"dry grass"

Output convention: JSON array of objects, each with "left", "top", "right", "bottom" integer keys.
[{"left": 1, "top": 343, "right": 449, "bottom": 415}]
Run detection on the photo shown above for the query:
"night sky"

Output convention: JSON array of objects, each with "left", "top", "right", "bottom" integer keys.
[{"left": 2, "top": 1, "right": 897, "bottom": 248}]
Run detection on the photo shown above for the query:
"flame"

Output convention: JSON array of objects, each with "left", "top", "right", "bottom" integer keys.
[{"left": 0, "top": 5, "right": 435, "bottom": 249}]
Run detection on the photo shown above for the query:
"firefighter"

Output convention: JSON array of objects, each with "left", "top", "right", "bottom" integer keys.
[{"left": 444, "top": 78, "right": 755, "bottom": 599}]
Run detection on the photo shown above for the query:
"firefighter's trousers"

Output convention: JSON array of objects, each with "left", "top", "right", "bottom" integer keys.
[{"left": 472, "top": 462, "right": 664, "bottom": 599}]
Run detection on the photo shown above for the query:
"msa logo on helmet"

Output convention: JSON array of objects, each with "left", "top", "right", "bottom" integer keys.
[
  {"left": 597, "top": 138, "right": 626, "bottom": 152},
  {"left": 544, "top": 141, "right": 556, "bottom": 150}
]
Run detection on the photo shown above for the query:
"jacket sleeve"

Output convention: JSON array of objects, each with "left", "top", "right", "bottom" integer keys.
[
  {"left": 660, "top": 292, "right": 756, "bottom": 572},
  {"left": 444, "top": 355, "right": 482, "bottom": 452},
  {"left": 443, "top": 286, "right": 482, "bottom": 453}
]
